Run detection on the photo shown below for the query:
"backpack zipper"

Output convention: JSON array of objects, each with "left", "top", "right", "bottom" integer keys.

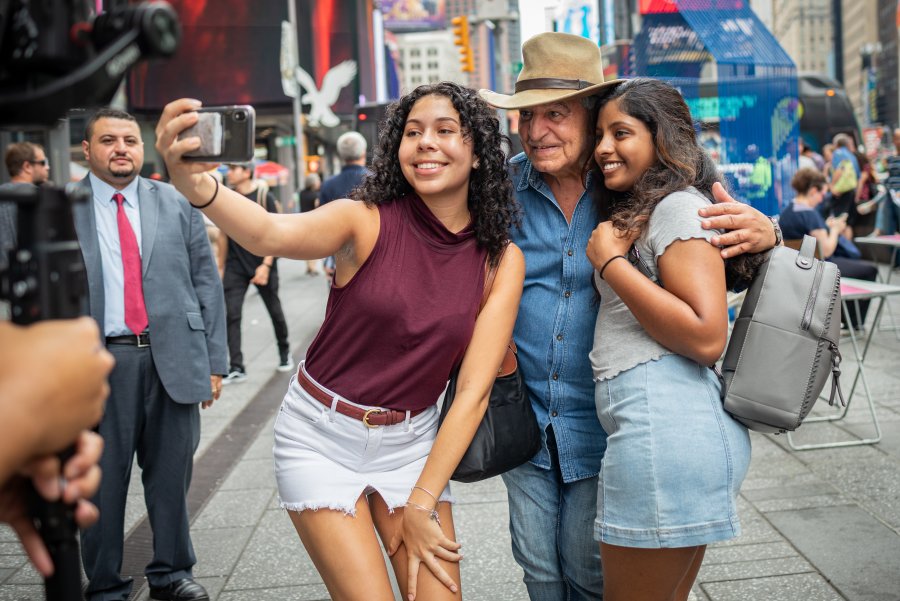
[{"left": 801, "top": 261, "right": 824, "bottom": 330}]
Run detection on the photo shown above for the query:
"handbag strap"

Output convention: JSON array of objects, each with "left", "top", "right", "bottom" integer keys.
[
  {"left": 477, "top": 242, "right": 517, "bottom": 376},
  {"left": 480, "top": 242, "right": 509, "bottom": 312}
]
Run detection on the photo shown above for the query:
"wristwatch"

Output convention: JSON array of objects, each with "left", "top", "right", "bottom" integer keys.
[{"left": 768, "top": 216, "right": 783, "bottom": 247}]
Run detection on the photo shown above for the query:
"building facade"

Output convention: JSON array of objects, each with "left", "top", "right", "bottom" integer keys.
[
  {"left": 841, "top": 0, "right": 880, "bottom": 127},
  {"left": 767, "top": 0, "right": 834, "bottom": 76},
  {"left": 394, "top": 30, "right": 468, "bottom": 92},
  {"left": 876, "top": 0, "right": 899, "bottom": 128}
]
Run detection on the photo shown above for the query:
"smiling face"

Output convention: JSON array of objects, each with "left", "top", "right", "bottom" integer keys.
[
  {"left": 593, "top": 98, "right": 657, "bottom": 193},
  {"left": 518, "top": 99, "right": 593, "bottom": 181},
  {"left": 398, "top": 94, "right": 474, "bottom": 205},
  {"left": 82, "top": 117, "right": 144, "bottom": 188}
]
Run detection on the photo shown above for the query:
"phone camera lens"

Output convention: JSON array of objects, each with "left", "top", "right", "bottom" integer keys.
[{"left": 234, "top": 110, "right": 247, "bottom": 122}]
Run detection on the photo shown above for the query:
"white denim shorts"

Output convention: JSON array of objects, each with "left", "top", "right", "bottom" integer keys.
[{"left": 273, "top": 362, "right": 452, "bottom": 514}]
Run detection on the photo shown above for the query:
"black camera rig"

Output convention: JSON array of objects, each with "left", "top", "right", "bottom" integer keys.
[{"left": 0, "top": 1, "right": 180, "bottom": 598}]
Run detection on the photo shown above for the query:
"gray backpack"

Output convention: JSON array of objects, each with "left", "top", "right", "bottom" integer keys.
[{"left": 719, "top": 235, "right": 845, "bottom": 433}]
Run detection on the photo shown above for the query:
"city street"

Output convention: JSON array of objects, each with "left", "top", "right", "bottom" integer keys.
[{"left": 1, "top": 257, "right": 899, "bottom": 600}]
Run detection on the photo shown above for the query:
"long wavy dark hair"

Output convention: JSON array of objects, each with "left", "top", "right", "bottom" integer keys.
[
  {"left": 352, "top": 82, "right": 519, "bottom": 266},
  {"left": 589, "top": 78, "right": 763, "bottom": 288}
]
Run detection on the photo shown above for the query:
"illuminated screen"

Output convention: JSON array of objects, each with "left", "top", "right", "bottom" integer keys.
[
  {"left": 640, "top": 0, "right": 744, "bottom": 13},
  {"left": 382, "top": 0, "right": 446, "bottom": 32},
  {"left": 128, "top": 0, "right": 357, "bottom": 116}
]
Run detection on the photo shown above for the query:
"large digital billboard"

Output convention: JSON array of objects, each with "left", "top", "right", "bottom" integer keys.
[
  {"left": 128, "top": 0, "right": 360, "bottom": 118},
  {"left": 381, "top": 0, "right": 446, "bottom": 32},
  {"left": 640, "top": 0, "right": 744, "bottom": 14}
]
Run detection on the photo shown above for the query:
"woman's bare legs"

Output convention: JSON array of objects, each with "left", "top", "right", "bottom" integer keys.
[
  {"left": 371, "top": 495, "right": 462, "bottom": 601},
  {"left": 287, "top": 495, "right": 395, "bottom": 601},
  {"left": 601, "top": 542, "right": 707, "bottom": 601}
]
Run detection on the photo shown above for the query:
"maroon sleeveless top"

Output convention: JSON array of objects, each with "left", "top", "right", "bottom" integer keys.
[{"left": 304, "top": 195, "right": 487, "bottom": 411}]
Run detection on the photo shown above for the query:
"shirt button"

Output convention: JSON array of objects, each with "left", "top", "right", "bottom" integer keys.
[
  {"left": 567, "top": 249, "right": 573, "bottom": 256},
  {"left": 556, "top": 334, "right": 563, "bottom": 341},
  {"left": 551, "top": 411, "right": 558, "bottom": 417},
  {"left": 564, "top": 291, "right": 571, "bottom": 298},
  {"left": 552, "top": 373, "right": 559, "bottom": 380}
]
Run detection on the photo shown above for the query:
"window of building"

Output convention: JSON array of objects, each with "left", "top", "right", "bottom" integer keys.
[{"left": 411, "top": 49, "right": 421, "bottom": 57}]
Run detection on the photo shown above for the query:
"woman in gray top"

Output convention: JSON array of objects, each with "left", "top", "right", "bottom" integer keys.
[{"left": 585, "top": 78, "right": 757, "bottom": 601}]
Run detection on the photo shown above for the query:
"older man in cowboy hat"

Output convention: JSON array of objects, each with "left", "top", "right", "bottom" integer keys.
[{"left": 480, "top": 32, "right": 779, "bottom": 601}]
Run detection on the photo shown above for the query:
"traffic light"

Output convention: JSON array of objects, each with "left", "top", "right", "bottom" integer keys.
[{"left": 451, "top": 15, "right": 475, "bottom": 73}]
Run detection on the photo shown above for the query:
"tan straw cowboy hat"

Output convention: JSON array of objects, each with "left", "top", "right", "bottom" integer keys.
[{"left": 479, "top": 32, "right": 621, "bottom": 110}]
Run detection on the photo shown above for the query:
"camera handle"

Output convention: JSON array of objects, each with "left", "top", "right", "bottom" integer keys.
[{"left": 2, "top": 185, "right": 89, "bottom": 601}]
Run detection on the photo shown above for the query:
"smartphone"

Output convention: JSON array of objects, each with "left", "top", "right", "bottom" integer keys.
[{"left": 179, "top": 105, "right": 255, "bottom": 163}]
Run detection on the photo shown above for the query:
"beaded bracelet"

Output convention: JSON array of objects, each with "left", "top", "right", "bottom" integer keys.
[
  {"left": 190, "top": 173, "right": 219, "bottom": 209},
  {"left": 598, "top": 254, "right": 628, "bottom": 280},
  {"left": 406, "top": 501, "right": 441, "bottom": 526}
]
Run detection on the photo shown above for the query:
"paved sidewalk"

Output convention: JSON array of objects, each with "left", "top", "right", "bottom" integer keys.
[{"left": 1, "top": 258, "right": 899, "bottom": 600}]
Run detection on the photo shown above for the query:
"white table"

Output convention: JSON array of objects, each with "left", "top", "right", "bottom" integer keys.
[
  {"left": 788, "top": 277, "right": 900, "bottom": 450},
  {"left": 851, "top": 235, "right": 900, "bottom": 336},
  {"left": 854, "top": 234, "right": 900, "bottom": 281}
]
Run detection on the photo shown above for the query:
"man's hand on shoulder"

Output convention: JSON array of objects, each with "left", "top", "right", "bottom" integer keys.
[{"left": 698, "top": 182, "right": 778, "bottom": 259}]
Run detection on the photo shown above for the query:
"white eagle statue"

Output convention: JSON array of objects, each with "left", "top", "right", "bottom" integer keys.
[{"left": 294, "top": 60, "right": 358, "bottom": 128}]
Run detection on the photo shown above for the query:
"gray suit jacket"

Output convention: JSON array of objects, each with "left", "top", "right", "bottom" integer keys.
[{"left": 73, "top": 176, "right": 227, "bottom": 403}]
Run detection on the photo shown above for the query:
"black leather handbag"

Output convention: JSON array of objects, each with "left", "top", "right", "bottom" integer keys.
[
  {"left": 440, "top": 340, "right": 541, "bottom": 483},
  {"left": 439, "top": 249, "right": 541, "bottom": 483}
]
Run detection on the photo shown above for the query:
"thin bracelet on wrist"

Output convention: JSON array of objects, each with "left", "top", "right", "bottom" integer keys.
[
  {"left": 406, "top": 501, "right": 441, "bottom": 526},
  {"left": 190, "top": 173, "right": 219, "bottom": 209},
  {"left": 412, "top": 485, "right": 438, "bottom": 506},
  {"left": 599, "top": 254, "right": 628, "bottom": 280}
]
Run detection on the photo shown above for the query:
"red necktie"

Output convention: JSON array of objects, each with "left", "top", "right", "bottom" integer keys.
[{"left": 113, "top": 193, "right": 148, "bottom": 335}]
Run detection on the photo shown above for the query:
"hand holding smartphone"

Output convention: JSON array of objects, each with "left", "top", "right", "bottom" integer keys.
[{"left": 177, "top": 105, "right": 255, "bottom": 163}]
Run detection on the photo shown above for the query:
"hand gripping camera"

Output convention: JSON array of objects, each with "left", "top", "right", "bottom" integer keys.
[{"left": 0, "top": 2, "right": 181, "bottom": 599}]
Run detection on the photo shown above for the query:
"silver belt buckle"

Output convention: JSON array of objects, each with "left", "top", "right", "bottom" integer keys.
[{"left": 136, "top": 333, "right": 149, "bottom": 348}]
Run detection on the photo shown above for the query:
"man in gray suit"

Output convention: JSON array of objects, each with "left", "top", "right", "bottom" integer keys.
[{"left": 74, "top": 108, "right": 227, "bottom": 601}]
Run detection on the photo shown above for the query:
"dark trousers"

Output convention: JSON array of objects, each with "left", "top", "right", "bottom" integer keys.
[
  {"left": 224, "top": 266, "right": 289, "bottom": 370},
  {"left": 831, "top": 256, "right": 879, "bottom": 329},
  {"left": 82, "top": 345, "right": 200, "bottom": 600}
]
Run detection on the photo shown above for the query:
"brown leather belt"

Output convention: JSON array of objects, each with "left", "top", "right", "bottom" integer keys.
[{"left": 296, "top": 368, "right": 425, "bottom": 428}]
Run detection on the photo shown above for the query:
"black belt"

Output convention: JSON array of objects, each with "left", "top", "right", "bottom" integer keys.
[{"left": 106, "top": 333, "right": 150, "bottom": 347}]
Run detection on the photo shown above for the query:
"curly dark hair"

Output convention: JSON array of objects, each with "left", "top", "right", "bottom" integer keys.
[
  {"left": 352, "top": 82, "right": 519, "bottom": 266},
  {"left": 589, "top": 78, "right": 763, "bottom": 288}
]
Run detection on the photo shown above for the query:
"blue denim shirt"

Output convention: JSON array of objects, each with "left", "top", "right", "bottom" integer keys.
[{"left": 509, "top": 153, "right": 607, "bottom": 482}]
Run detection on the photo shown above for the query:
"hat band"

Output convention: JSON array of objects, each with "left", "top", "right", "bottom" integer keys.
[{"left": 514, "top": 77, "right": 597, "bottom": 93}]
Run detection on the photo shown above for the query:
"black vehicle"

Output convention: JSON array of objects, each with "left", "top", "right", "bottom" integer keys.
[{"left": 797, "top": 73, "right": 861, "bottom": 152}]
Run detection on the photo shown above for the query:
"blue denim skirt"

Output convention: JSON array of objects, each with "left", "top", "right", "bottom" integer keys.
[{"left": 594, "top": 354, "right": 751, "bottom": 548}]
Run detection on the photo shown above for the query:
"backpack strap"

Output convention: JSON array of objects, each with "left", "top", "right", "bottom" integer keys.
[{"left": 797, "top": 235, "right": 817, "bottom": 269}]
